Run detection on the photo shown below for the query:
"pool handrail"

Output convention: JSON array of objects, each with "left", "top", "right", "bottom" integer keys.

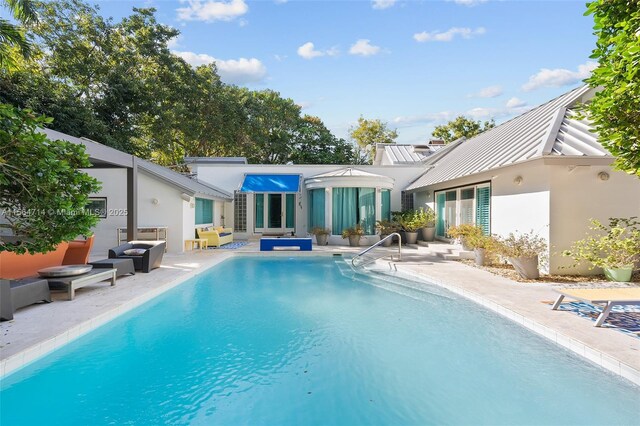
[{"left": 351, "top": 232, "right": 402, "bottom": 268}]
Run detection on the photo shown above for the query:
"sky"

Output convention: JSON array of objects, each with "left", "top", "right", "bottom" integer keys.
[{"left": 99, "top": 0, "right": 597, "bottom": 144}]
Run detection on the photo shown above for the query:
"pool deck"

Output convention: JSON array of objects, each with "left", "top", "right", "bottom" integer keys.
[{"left": 1, "top": 242, "right": 639, "bottom": 386}]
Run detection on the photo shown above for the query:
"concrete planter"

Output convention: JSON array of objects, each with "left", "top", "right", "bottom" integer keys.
[
  {"left": 474, "top": 248, "right": 486, "bottom": 266},
  {"left": 508, "top": 255, "right": 539, "bottom": 279},
  {"left": 379, "top": 235, "right": 393, "bottom": 247},
  {"left": 315, "top": 234, "right": 328, "bottom": 246},
  {"left": 348, "top": 235, "right": 361, "bottom": 247},
  {"left": 603, "top": 266, "right": 634, "bottom": 282},
  {"left": 421, "top": 227, "right": 436, "bottom": 242},
  {"left": 405, "top": 232, "right": 418, "bottom": 244}
]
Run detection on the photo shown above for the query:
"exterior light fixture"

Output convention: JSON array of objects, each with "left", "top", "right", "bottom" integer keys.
[
  {"left": 152, "top": 198, "right": 160, "bottom": 205},
  {"left": 598, "top": 171, "right": 610, "bottom": 181},
  {"left": 513, "top": 176, "right": 523, "bottom": 185}
]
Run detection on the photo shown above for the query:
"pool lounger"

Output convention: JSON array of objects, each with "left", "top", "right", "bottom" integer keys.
[
  {"left": 260, "top": 238, "right": 312, "bottom": 251},
  {"left": 551, "top": 288, "right": 640, "bottom": 327}
]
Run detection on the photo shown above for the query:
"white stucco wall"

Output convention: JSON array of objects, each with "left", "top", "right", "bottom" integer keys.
[
  {"left": 84, "top": 169, "right": 127, "bottom": 256},
  {"left": 191, "top": 164, "right": 424, "bottom": 240},
  {"left": 549, "top": 164, "right": 640, "bottom": 274}
]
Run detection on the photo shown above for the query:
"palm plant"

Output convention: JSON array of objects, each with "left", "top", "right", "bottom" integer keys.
[{"left": 0, "top": 0, "right": 38, "bottom": 68}]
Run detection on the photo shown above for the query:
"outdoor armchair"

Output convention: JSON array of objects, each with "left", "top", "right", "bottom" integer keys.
[{"left": 108, "top": 241, "right": 166, "bottom": 273}]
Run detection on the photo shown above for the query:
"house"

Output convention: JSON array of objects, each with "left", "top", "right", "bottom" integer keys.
[
  {"left": 404, "top": 85, "right": 640, "bottom": 274},
  {"left": 40, "top": 129, "right": 233, "bottom": 255}
]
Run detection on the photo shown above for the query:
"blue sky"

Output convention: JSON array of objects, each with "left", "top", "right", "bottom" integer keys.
[{"left": 101, "top": 0, "right": 596, "bottom": 144}]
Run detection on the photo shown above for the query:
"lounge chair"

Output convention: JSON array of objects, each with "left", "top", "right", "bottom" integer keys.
[
  {"left": 551, "top": 288, "right": 640, "bottom": 327},
  {"left": 108, "top": 241, "right": 166, "bottom": 273},
  {"left": 0, "top": 278, "right": 52, "bottom": 321},
  {"left": 196, "top": 227, "right": 233, "bottom": 248},
  {"left": 62, "top": 235, "right": 95, "bottom": 265}
]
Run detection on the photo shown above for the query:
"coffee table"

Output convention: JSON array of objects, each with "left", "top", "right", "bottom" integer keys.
[
  {"left": 46, "top": 268, "right": 116, "bottom": 300},
  {"left": 89, "top": 258, "right": 135, "bottom": 277}
]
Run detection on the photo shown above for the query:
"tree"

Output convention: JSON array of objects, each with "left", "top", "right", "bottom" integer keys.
[
  {"left": 0, "top": 0, "right": 37, "bottom": 68},
  {"left": 289, "top": 115, "right": 355, "bottom": 164},
  {"left": 586, "top": 0, "right": 640, "bottom": 177},
  {"left": 431, "top": 116, "right": 495, "bottom": 144},
  {"left": 0, "top": 104, "right": 102, "bottom": 254},
  {"left": 348, "top": 117, "right": 398, "bottom": 163}
]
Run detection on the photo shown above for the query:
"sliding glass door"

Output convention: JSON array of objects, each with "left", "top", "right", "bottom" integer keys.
[
  {"left": 435, "top": 183, "right": 491, "bottom": 238},
  {"left": 254, "top": 193, "right": 296, "bottom": 234}
]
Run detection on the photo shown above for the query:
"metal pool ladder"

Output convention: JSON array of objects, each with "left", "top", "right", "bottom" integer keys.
[{"left": 351, "top": 232, "right": 402, "bottom": 268}]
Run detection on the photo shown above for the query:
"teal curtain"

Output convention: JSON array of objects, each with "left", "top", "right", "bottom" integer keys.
[
  {"left": 332, "top": 188, "right": 357, "bottom": 235},
  {"left": 195, "top": 198, "right": 213, "bottom": 225},
  {"left": 436, "top": 193, "right": 446, "bottom": 237},
  {"left": 255, "top": 194, "right": 264, "bottom": 229},
  {"left": 476, "top": 186, "right": 491, "bottom": 235},
  {"left": 359, "top": 188, "right": 375, "bottom": 235},
  {"left": 308, "top": 189, "right": 325, "bottom": 229},
  {"left": 286, "top": 194, "right": 295, "bottom": 228},
  {"left": 381, "top": 189, "right": 391, "bottom": 221}
]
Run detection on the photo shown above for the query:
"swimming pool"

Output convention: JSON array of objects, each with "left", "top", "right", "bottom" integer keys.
[{"left": 1, "top": 256, "right": 639, "bottom": 425}]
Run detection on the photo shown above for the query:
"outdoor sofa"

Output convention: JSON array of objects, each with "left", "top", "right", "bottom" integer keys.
[
  {"left": 197, "top": 227, "right": 233, "bottom": 247},
  {"left": 0, "top": 278, "right": 51, "bottom": 321},
  {"left": 108, "top": 240, "right": 166, "bottom": 273}
]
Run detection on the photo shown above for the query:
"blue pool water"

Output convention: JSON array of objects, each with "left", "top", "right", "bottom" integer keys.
[{"left": 1, "top": 256, "right": 639, "bottom": 425}]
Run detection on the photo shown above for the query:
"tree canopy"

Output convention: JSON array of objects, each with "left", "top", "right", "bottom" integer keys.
[
  {"left": 348, "top": 117, "right": 398, "bottom": 163},
  {"left": 585, "top": 0, "right": 640, "bottom": 177},
  {"left": 431, "top": 116, "right": 495, "bottom": 144},
  {"left": 0, "top": 104, "right": 102, "bottom": 254},
  {"left": 0, "top": 0, "right": 356, "bottom": 166},
  {"left": 0, "top": 0, "right": 37, "bottom": 68}
]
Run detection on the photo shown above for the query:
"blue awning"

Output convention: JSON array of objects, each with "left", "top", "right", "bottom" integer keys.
[{"left": 240, "top": 174, "right": 300, "bottom": 193}]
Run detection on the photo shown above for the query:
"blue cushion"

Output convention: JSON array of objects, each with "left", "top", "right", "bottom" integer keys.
[{"left": 220, "top": 232, "right": 232, "bottom": 237}]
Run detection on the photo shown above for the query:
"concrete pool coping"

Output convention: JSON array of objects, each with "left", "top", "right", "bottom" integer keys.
[{"left": 1, "top": 243, "right": 639, "bottom": 387}]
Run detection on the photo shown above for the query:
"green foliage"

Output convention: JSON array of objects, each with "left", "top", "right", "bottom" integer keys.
[
  {"left": 585, "top": 0, "right": 640, "bottom": 176},
  {"left": 395, "top": 209, "right": 430, "bottom": 232},
  {"left": 309, "top": 227, "right": 330, "bottom": 236},
  {"left": 0, "top": 0, "right": 37, "bottom": 68},
  {"left": 431, "top": 115, "right": 495, "bottom": 144},
  {"left": 349, "top": 116, "right": 398, "bottom": 163},
  {"left": 0, "top": 104, "right": 102, "bottom": 254},
  {"left": 375, "top": 220, "right": 398, "bottom": 235},
  {"left": 1, "top": 0, "right": 353, "bottom": 166},
  {"left": 495, "top": 230, "right": 547, "bottom": 259},
  {"left": 447, "top": 224, "right": 484, "bottom": 246},
  {"left": 562, "top": 217, "right": 640, "bottom": 269},
  {"left": 341, "top": 224, "right": 364, "bottom": 239}
]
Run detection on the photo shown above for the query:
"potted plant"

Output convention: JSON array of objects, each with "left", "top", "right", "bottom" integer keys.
[
  {"left": 446, "top": 224, "right": 484, "bottom": 251},
  {"left": 342, "top": 224, "right": 365, "bottom": 247},
  {"left": 496, "top": 231, "right": 547, "bottom": 279},
  {"left": 375, "top": 220, "right": 397, "bottom": 247},
  {"left": 419, "top": 208, "right": 437, "bottom": 242},
  {"left": 310, "top": 227, "right": 330, "bottom": 246},
  {"left": 466, "top": 233, "right": 497, "bottom": 266},
  {"left": 562, "top": 217, "right": 640, "bottom": 282},
  {"left": 399, "top": 210, "right": 422, "bottom": 244}
]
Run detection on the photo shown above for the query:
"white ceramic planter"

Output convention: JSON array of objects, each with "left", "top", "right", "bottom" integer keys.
[{"left": 508, "top": 255, "right": 539, "bottom": 279}]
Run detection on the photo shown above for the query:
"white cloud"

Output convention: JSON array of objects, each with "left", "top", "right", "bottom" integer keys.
[
  {"left": 393, "top": 102, "right": 531, "bottom": 127},
  {"left": 297, "top": 101, "right": 313, "bottom": 110},
  {"left": 393, "top": 111, "right": 456, "bottom": 126},
  {"left": 469, "top": 85, "right": 503, "bottom": 98},
  {"left": 274, "top": 0, "right": 288, "bottom": 3},
  {"left": 274, "top": 54, "right": 287, "bottom": 61},
  {"left": 297, "top": 42, "right": 338, "bottom": 59},
  {"left": 372, "top": 0, "right": 396, "bottom": 9},
  {"left": 450, "top": 0, "right": 488, "bottom": 6},
  {"left": 349, "top": 39, "right": 381, "bottom": 56},
  {"left": 414, "top": 27, "right": 486, "bottom": 42},
  {"left": 173, "top": 51, "right": 267, "bottom": 84},
  {"left": 522, "top": 61, "right": 597, "bottom": 92},
  {"left": 177, "top": 0, "right": 248, "bottom": 22},
  {"left": 167, "top": 35, "right": 181, "bottom": 49},
  {"left": 505, "top": 97, "right": 526, "bottom": 108}
]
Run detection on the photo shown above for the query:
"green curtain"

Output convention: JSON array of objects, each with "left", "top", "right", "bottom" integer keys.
[
  {"left": 436, "top": 193, "right": 446, "bottom": 237},
  {"left": 286, "top": 194, "right": 295, "bottom": 228},
  {"left": 476, "top": 186, "right": 491, "bottom": 235},
  {"left": 381, "top": 189, "right": 391, "bottom": 221},
  {"left": 255, "top": 194, "right": 264, "bottom": 229},
  {"left": 308, "top": 189, "right": 325, "bottom": 229},
  {"left": 195, "top": 198, "right": 213, "bottom": 225},
  {"left": 359, "top": 188, "right": 375, "bottom": 235},
  {"left": 332, "top": 188, "right": 357, "bottom": 235}
]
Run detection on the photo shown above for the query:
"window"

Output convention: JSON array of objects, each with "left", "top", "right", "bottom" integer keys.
[
  {"left": 86, "top": 197, "right": 107, "bottom": 218},
  {"left": 286, "top": 194, "right": 295, "bottom": 228},
  {"left": 195, "top": 198, "right": 213, "bottom": 225},
  {"left": 476, "top": 185, "right": 491, "bottom": 235},
  {"left": 332, "top": 187, "right": 375, "bottom": 235},
  {"left": 459, "top": 188, "right": 475, "bottom": 225},
  {"left": 234, "top": 192, "right": 247, "bottom": 232},
  {"left": 308, "top": 189, "right": 325, "bottom": 229},
  {"left": 255, "top": 194, "right": 264, "bottom": 229},
  {"left": 401, "top": 191, "right": 414, "bottom": 211},
  {"left": 435, "top": 183, "right": 491, "bottom": 237}
]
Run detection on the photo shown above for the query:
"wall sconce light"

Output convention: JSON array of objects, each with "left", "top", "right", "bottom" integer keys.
[
  {"left": 598, "top": 171, "right": 610, "bottom": 181},
  {"left": 151, "top": 198, "right": 160, "bottom": 205},
  {"left": 513, "top": 176, "right": 523, "bottom": 186},
  {"left": 180, "top": 193, "right": 191, "bottom": 202}
]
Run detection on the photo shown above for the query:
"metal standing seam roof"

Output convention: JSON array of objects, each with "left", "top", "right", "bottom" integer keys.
[
  {"left": 375, "top": 144, "right": 442, "bottom": 165},
  {"left": 406, "top": 85, "right": 611, "bottom": 191},
  {"left": 40, "top": 128, "right": 233, "bottom": 200}
]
